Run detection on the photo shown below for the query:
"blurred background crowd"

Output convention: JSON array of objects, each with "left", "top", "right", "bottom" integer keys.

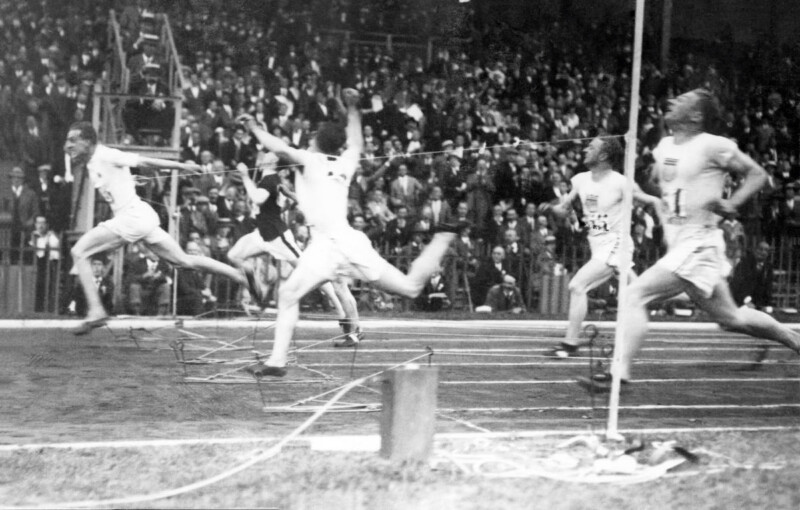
[{"left": 1, "top": 0, "right": 798, "bottom": 316}]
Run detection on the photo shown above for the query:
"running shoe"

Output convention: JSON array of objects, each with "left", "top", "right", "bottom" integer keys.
[
  {"left": 246, "top": 363, "right": 287, "bottom": 378},
  {"left": 72, "top": 316, "right": 109, "bottom": 336}
]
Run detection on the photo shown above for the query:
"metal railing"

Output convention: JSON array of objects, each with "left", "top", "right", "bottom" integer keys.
[
  {"left": 1, "top": 227, "right": 798, "bottom": 317},
  {"left": 108, "top": 10, "right": 130, "bottom": 93},
  {"left": 160, "top": 14, "right": 189, "bottom": 95}
]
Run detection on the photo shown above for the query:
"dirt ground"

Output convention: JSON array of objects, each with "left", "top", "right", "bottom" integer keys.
[{"left": 1, "top": 319, "right": 799, "bottom": 508}]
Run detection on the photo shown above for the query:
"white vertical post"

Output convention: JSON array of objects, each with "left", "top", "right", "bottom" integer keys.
[
  {"left": 607, "top": 0, "right": 645, "bottom": 439},
  {"left": 169, "top": 168, "right": 180, "bottom": 318}
]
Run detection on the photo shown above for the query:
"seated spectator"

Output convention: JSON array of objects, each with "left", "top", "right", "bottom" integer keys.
[
  {"left": 729, "top": 241, "right": 774, "bottom": 312},
  {"left": 414, "top": 270, "right": 451, "bottom": 311},
  {"left": 69, "top": 255, "right": 114, "bottom": 318},
  {"left": 478, "top": 275, "right": 526, "bottom": 314},
  {"left": 125, "top": 243, "right": 172, "bottom": 316},
  {"left": 470, "top": 245, "right": 509, "bottom": 307},
  {"left": 365, "top": 189, "right": 395, "bottom": 226}
]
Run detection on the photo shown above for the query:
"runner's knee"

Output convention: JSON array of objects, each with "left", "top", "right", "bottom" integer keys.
[
  {"left": 277, "top": 284, "right": 301, "bottom": 308},
  {"left": 568, "top": 279, "right": 588, "bottom": 296},
  {"left": 717, "top": 312, "right": 744, "bottom": 332}
]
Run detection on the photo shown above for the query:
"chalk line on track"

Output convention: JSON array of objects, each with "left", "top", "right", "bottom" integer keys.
[
  {"left": 2, "top": 425, "right": 798, "bottom": 453},
  {"left": 439, "top": 377, "right": 799, "bottom": 385},
  {"left": 4, "top": 318, "right": 800, "bottom": 331}
]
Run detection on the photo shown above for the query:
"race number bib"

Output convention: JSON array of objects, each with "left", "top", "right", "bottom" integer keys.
[
  {"left": 664, "top": 188, "right": 687, "bottom": 220},
  {"left": 584, "top": 212, "right": 610, "bottom": 232}
]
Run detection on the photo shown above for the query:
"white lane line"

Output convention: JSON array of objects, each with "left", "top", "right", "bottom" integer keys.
[
  {"left": 274, "top": 347, "right": 772, "bottom": 353},
  {"left": 295, "top": 360, "right": 798, "bottom": 367},
  {"left": 439, "top": 378, "right": 799, "bottom": 385},
  {"left": 439, "top": 403, "right": 800, "bottom": 412},
  {"left": 2, "top": 426, "right": 798, "bottom": 453},
  {"left": 5, "top": 318, "right": 800, "bottom": 331}
]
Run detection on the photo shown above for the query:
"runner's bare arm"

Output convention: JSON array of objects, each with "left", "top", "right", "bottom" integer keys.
[
  {"left": 236, "top": 114, "right": 308, "bottom": 165},
  {"left": 236, "top": 163, "right": 268, "bottom": 205},
  {"left": 550, "top": 186, "right": 579, "bottom": 217},
  {"left": 706, "top": 149, "right": 770, "bottom": 216},
  {"left": 136, "top": 156, "right": 201, "bottom": 174},
  {"left": 342, "top": 88, "right": 364, "bottom": 154}
]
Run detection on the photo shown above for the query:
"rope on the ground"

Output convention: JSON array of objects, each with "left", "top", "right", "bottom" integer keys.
[{"left": 0, "top": 375, "right": 368, "bottom": 510}]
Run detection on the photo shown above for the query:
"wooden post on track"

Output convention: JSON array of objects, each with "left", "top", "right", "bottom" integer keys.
[
  {"left": 380, "top": 366, "right": 438, "bottom": 463},
  {"left": 607, "top": 0, "right": 645, "bottom": 440}
]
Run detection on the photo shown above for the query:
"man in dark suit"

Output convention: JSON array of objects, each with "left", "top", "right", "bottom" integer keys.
[
  {"left": 729, "top": 241, "right": 774, "bottom": 310},
  {"left": 220, "top": 125, "right": 256, "bottom": 170},
  {"left": 9, "top": 166, "right": 40, "bottom": 262},
  {"left": 383, "top": 205, "right": 413, "bottom": 253},
  {"left": 72, "top": 255, "right": 114, "bottom": 317},
  {"left": 441, "top": 154, "right": 468, "bottom": 209},
  {"left": 124, "top": 243, "right": 172, "bottom": 316},
  {"left": 483, "top": 275, "right": 526, "bottom": 313},
  {"left": 470, "top": 245, "right": 509, "bottom": 307},
  {"left": 422, "top": 185, "right": 453, "bottom": 229},
  {"left": 778, "top": 182, "right": 800, "bottom": 237}
]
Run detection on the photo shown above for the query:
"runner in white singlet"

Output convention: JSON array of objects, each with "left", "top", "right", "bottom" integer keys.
[
  {"left": 235, "top": 89, "right": 459, "bottom": 376},
  {"left": 548, "top": 137, "right": 660, "bottom": 357},
  {"left": 585, "top": 89, "right": 800, "bottom": 391},
  {"left": 65, "top": 122, "right": 247, "bottom": 335}
]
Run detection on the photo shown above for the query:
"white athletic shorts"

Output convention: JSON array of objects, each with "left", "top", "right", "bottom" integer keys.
[
  {"left": 300, "top": 227, "right": 387, "bottom": 282},
  {"left": 237, "top": 229, "right": 302, "bottom": 261},
  {"left": 588, "top": 233, "right": 632, "bottom": 269},
  {"left": 656, "top": 226, "right": 730, "bottom": 299},
  {"left": 99, "top": 199, "right": 170, "bottom": 244}
]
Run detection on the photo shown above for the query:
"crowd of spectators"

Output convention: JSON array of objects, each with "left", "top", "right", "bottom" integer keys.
[{"left": 2, "top": 0, "right": 800, "bottom": 315}]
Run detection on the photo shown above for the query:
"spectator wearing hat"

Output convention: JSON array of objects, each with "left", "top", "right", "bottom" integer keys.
[
  {"left": 8, "top": 166, "right": 40, "bottom": 262},
  {"left": 482, "top": 275, "right": 526, "bottom": 314},
  {"left": 778, "top": 181, "right": 800, "bottom": 237}
]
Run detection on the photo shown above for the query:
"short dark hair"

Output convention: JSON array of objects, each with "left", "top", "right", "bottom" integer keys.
[
  {"left": 68, "top": 121, "right": 97, "bottom": 144},
  {"left": 693, "top": 88, "right": 721, "bottom": 133},
  {"left": 315, "top": 122, "right": 347, "bottom": 155},
  {"left": 601, "top": 137, "right": 625, "bottom": 168}
]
